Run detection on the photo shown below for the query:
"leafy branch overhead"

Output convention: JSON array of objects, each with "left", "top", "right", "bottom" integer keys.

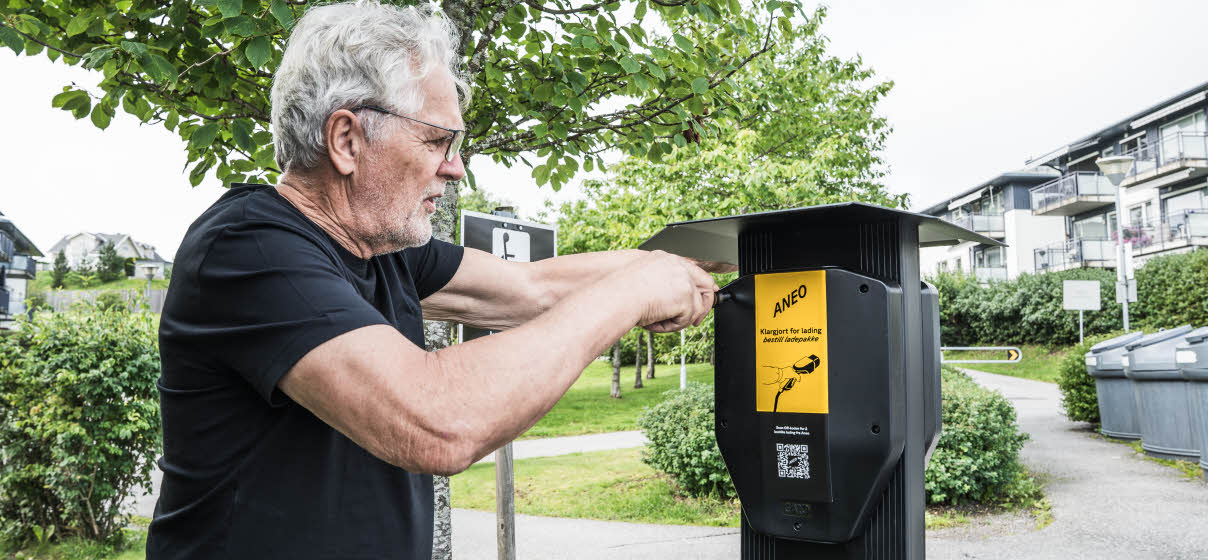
[{"left": 1, "top": 0, "right": 803, "bottom": 189}]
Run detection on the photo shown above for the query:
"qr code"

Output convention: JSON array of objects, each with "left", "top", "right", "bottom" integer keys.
[{"left": 776, "top": 443, "right": 810, "bottom": 479}]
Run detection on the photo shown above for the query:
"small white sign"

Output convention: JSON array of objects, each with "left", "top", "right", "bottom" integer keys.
[
  {"left": 1115, "top": 279, "right": 1137, "bottom": 304},
  {"left": 1063, "top": 280, "right": 1101, "bottom": 311},
  {"left": 492, "top": 227, "right": 530, "bottom": 262}
]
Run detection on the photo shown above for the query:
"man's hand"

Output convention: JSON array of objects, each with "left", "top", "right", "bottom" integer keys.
[
  {"left": 687, "top": 257, "right": 739, "bottom": 274},
  {"left": 618, "top": 250, "right": 718, "bottom": 333}
]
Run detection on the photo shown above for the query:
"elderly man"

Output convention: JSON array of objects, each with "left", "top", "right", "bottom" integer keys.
[{"left": 147, "top": 1, "right": 717, "bottom": 558}]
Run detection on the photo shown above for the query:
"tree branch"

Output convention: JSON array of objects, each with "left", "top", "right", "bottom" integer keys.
[{"left": 523, "top": 0, "right": 619, "bottom": 15}]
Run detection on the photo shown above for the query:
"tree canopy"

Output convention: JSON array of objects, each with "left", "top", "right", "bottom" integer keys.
[{"left": 0, "top": 0, "right": 804, "bottom": 190}]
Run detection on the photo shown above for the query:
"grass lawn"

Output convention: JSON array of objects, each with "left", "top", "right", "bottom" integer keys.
[
  {"left": 29, "top": 271, "right": 169, "bottom": 293},
  {"left": 943, "top": 344, "right": 1069, "bottom": 383},
  {"left": 2, "top": 524, "right": 147, "bottom": 560},
  {"left": 520, "top": 361, "right": 715, "bottom": 439},
  {"left": 451, "top": 447, "right": 740, "bottom": 527}
]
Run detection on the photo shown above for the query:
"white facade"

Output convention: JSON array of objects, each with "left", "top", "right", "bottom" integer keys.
[{"left": 48, "top": 232, "right": 168, "bottom": 274}]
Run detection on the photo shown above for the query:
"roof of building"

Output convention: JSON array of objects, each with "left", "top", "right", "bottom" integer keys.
[
  {"left": 46, "top": 231, "right": 167, "bottom": 262},
  {"left": 1026, "top": 79, "right": 1208, "bottom": 168},
  {"left": 0, "top": 211, "right": 44, "bottom": 257},
  {"left": 916, "top": 169, "right": 1060, "bottom": 217}
]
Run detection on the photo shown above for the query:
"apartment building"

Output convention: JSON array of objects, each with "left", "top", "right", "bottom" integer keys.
[
  {"left": 1027, "top": 81, "right": 1208, "bottom": 271},
  {"left": 919, "top": 170, "right": 1062, "bottom": 281},
  {"left": 0, "top": 212, "right": 44, "bottom": 328},
  {"left": 920, "top": 80, "right": 1208, "bottom": 280}
]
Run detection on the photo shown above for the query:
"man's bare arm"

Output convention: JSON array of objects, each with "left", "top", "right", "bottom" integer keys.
[
  {"left": 278, "top": 251, "right": 716, "bottom": 476},
  {"left": 423, "top": 248, "right": 725, "bottom": 330}
]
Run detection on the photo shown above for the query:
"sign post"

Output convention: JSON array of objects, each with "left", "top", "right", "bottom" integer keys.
[
  {"left": 459, "top": 208, "right": 556, "bottom": 560},
  {"left": 1063, "top": 280, "right": 1101, "bottom": 343}
]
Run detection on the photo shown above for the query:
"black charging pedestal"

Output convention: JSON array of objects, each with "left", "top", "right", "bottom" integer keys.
[{"left": 640, "top": 203, "right": 999, "bottom": 560}]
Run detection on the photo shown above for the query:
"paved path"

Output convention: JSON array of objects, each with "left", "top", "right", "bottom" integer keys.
[
  {"left": 928, "top": 369, "right": 1208, "bottom": 559},
  {"left": 474, "top": 430, "right": 646, "bottom": 464}
]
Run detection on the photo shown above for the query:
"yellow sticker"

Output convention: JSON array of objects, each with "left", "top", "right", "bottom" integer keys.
[{"left": 755, "top": 270, "right": 828, "bottom": 414}]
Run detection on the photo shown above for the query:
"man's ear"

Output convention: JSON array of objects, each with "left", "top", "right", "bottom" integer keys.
[{"left": 325, "top": 109, "right": 363, "bottom": 177}]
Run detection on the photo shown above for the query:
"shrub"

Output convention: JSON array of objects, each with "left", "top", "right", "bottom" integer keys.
[
  {"left": 1132, "top": 249, "right": 1208, "bottom": 329},
  {"left": 0, "top": 304, "right": 161, "bottom": 547},
  {"left": 925, "top": 367, "right": 1031, "bottom": 505},
  {"left": 636, "top": 383, "right": 735, "bottom": 499},
  {"left": 24, "top": 291, "right": 49, "bottom": 315},
  {"left": 94, "top": 291, "right": 128, "bottom": 313},
  {"left": 1057, "top": 331, "right": 1124, "bottom": 424}
]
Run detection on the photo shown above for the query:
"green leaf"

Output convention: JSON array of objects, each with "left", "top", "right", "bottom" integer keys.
[
  {"left": 224, "top": 16, "right": 256, "bottom": 37},
  {"left": 119, "top": 41, "right": 148, "bottom": 56},
  {"left": 269, "top": 0, "right": 295, "bottom": 29},
  {"left": 189, "top": 122, "right": 220, "bottom": 150},
  {"left": 217, "top": 0, "right": 243, "bottom": 19},
  {"left": 619, "top": 56, "right": 640, "bottom": 74},
  {"left": 532, "top": 163, "right": 551, "bottom": 185},
  {"left": 691, "top": 77, "right": 710, "bottom": 94},
  {"left": 90, "top": 104, "right": 112, "bottom": 130},
  {"left": 142, "top": 53, "right": 177, "bottom": 83},
  {"left": 634, "top": 1, "right": 647, "bottom": 20},
  {"left": 673, "top": 133, "right": 687, "bottom": 148},
  {"left": 0, "top": 25, "right": 23, "bottom": 55},
  {"left": 164, "top": 109, "right": 180, "bottom": 131},
  {"left": 81, "top": 47, "right": 115, "bottom": 69},
  {"left": 647, "top": 62, "right": 666, "bottom": 81},
  {"left": 673, "top": 33, "right": 694, "bottom": 53},
  {"left": 231, "top": 119, "right": 254, "bottom": 151},
  {"left": 51, "top": 89, "right": 87, "bottom": 109},
  {"left": 244, "top": 36, "right": 271, "bottom": 68},
  {"left": 65, "top": 13, "right": 92, "bottom": 37}
]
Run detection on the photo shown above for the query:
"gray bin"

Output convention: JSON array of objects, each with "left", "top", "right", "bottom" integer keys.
[
  {"left": 1176, "top": 326, "right": 1208, "bottom": 477},
  {"left": 1086, "top": 331, "right": 1145, "bottom": 440},
  {"left": 1124, "top": 325, "right": 1196, "bottom": 460}
]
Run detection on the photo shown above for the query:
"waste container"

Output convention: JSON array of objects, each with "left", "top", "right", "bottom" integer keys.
[
  {"left": 1123, "top": 325, "right": 1196, "bottom": 460},
  {"left": 1176, "top": 326, "right": 1208, "bottom": 478},
  {"left": 1087, "top": 332, "right": 1145, "bottom": 440}
]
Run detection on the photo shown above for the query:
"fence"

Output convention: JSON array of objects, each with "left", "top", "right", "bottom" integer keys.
[
  {"left": 1028, "top": 172, "right": 1114, "bottom": 213},
  {"left": 42, "top": 289, "right": 167, "bottom": 313}
]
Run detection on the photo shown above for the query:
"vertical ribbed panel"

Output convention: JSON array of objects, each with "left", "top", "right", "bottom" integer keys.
[
  {"left": 742, "top": 514, "right": 776, "bottom": 559},
  {"left": 863, "top": 459, "right": 906, "bottom": 560},
  {"left": 857, "top": 223, "right": 900, "bottom": 284},
  {"left": 739, "top": 231, "right": 773, "bottom": 276}
]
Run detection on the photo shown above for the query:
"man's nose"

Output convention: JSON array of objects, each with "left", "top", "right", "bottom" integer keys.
[{"left": 438, "top": 153, "right": 466, "bottom": 183}]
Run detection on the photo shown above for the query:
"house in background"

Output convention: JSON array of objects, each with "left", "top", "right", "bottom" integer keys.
[
  {"left": 46, "top": 231, "right": 170, "bottom": 279},
  {"left": 0, "top": 212, "right": 44, "bottom": 328},
  {"left": 919, "top": 170, "right": 1062, "bottom": 282},
  {"left": 1027, "top": 80, "right": 1208, "bottom": 271}
]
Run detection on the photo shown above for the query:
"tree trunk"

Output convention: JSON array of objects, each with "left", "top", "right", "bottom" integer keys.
[
  {"left": 610, "top": 343, "right": 622, "bottom": 398},
  {"left": 710, "top": 343, "right": 716, "bottom": 367},
  {"left": 427, "top": 180, "right": 460, "bottom": 560},
  {"left": 633, "top": 331, "right": 644, "bottom": 389},
  {"left": 645, "top": 331, "right": 655, "bottom": 379}
]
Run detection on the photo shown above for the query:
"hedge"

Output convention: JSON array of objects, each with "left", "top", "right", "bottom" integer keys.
[
  {"left": 1057, "top": 331, "right": 1128, "bottom": 425},
  {"left": 639, "top": 372, "right": 1033, "bottom": 506},
  {"left": 0, "top": 305, "right": 161, "bottom": 548},
  {"left": 930, "top": 248, "right": 1208, "bottom": 346},
  {"left": 925, "top": 367, "right": 1034, "bottom": 505}
]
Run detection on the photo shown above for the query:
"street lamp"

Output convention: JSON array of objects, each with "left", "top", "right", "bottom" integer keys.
[{"left": 1096, "top": 155, "right": 1135, "bottom": 332}]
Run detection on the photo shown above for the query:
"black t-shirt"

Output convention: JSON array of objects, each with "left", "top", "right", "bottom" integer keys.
[{"left": 147, "top": 183, "right": 463, "bottom": 559}]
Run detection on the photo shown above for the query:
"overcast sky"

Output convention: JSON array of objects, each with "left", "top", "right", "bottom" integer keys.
[{"left": 3, "top": 0, "right": 1207, "bottom": 260}]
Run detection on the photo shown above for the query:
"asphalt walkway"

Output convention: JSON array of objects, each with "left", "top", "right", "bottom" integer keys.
[{"left": 927, "top": 369, "right": 1208, "bottom": 559}]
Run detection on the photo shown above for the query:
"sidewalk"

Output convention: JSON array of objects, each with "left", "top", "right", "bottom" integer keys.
[{"left": 927, "top": 369, "right": 1208, "bottom": 559}]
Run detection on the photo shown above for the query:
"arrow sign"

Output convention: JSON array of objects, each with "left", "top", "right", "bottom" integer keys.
[{"left": 941, "top": 346, "right": 1023, "bottom": 364}]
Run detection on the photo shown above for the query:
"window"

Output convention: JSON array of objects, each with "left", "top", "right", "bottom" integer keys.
[
  {"left": 954, "top": 257, "right": 962, "bottom": 272},
  {"left": 1163, "top": 186, "right": 1207, "bottom": 227},
  {"left": 974, "top": 246, "right": 1004, "bottom": 269},
  {"left": 1160, "top": 111, "right": 1207, "bottom": 161},
  {"left": 1128, "top": 201, "right": 1153, "bottom": 228}
]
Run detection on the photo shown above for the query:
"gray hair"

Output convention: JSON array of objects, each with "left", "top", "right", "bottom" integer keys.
[{"left": 270, "top": 0, "right": 471, "bottom": 172}]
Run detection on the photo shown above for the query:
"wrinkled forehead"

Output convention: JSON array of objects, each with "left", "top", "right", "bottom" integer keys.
[{"left": 418, "top": 71, "right": 465, "bottom": 130}]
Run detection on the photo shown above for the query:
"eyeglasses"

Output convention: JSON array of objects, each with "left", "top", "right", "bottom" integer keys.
[{"left": 350, "top": 104, "right": 465, "bottom": 162}]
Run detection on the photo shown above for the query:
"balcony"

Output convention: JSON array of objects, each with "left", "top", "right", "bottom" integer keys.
[
  {"left": 7, "top": 255, "right": 37, "bottom": 279},
  {"left": 974, "top": 266, "right": 1008, "bottom": 282},
  {"left": 1125, "top": 209, "right": 1208, "bottom": 257},
  {"left": 1029, "top": 172, "right": 1115, "bottom": 216},
  {"left": 1122, "top": 132, "right": 1208, "bottom": 187},
  {"left": 947, "top": 213, "right": 1006, "bottom": 237},
  {"left": 1034, "top": 238, "right": 1116, "bottom": 273}
]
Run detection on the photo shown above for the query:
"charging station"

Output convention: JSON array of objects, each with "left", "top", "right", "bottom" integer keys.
[{"left": 640, "top": 203, "right": 998, "bottom": 559}]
